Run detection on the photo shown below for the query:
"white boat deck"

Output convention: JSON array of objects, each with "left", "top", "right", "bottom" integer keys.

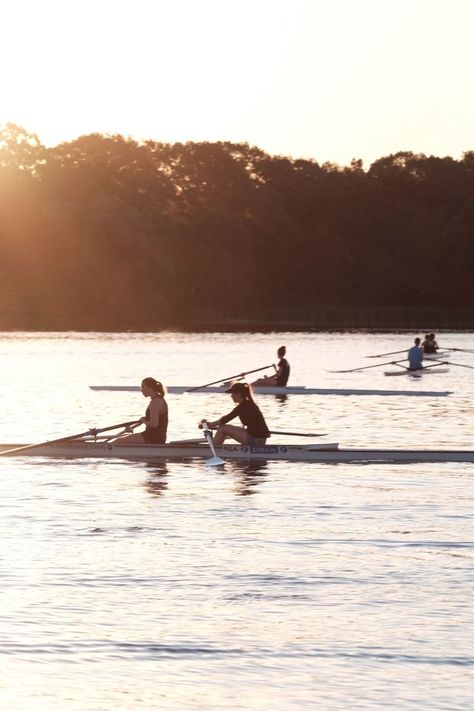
[
  {"left": 1, "top": 440, "right": 473, "bottom": 463},
  {"left": 384, "top": 367, "right": 449, "bottom": 377},
  {"left": 89, "top": 385, "right": 452, "bottom": 397}
]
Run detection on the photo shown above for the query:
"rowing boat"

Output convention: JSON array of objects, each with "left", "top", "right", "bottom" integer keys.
[
  {"left": 89, "top": 385, "right": 452, "bottom": 397},
  {"left": 384, "top": 367, "right": 449, "bottom": 377},
  {"left": 0, "top": 440, "right": 472, "bottom": 463},
  {"left": 423, "top": 351, "right": 450, "bottom": 360}
]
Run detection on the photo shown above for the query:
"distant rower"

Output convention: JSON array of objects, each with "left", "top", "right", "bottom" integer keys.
[
  {"left": 422, "top": 333, "right": 439, "bottom": 354},
  {"left": 252, "top": 346, "right": 290, "bottom": 387},
  {"left": 408, "top": 337, "right": 424, "bottom": 370}
]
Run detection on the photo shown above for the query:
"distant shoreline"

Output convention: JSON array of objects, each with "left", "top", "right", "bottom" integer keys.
[{"left": 1, "top": 307, "right": 473, "bottom": 332}]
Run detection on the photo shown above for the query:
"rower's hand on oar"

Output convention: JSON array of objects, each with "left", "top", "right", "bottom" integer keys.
[{"left": 199, "top": 420, "right": 217, "bottom": 429}]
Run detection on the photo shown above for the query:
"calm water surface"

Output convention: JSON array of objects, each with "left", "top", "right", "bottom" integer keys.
[{"left": 0, "top": 331, "right": 473, "bottom": 710}]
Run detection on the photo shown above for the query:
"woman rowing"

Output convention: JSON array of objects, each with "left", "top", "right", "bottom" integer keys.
[
  {"left": 252, "top": 345, "right": 290, "bottom": 387},
  {"left": 116, "top": 377, "right": 168, "bottom": 445},
  {"left": 204, "top": 382, "right": 270, "bottom": 445}
]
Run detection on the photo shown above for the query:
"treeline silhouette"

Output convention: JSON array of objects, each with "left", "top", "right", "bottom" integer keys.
[{"left": 1, "top": 123, "right": 473, "bottom": 330}]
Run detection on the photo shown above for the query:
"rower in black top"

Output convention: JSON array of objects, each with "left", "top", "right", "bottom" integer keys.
[
  {"left": 205, "top": 382, "right": 270, "bottom": 446},
  {"left": 252, "top": 346, "right": 290, "bottom": 387}
]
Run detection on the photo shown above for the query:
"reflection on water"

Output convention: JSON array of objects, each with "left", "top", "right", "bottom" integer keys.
[
  {"left": 225, "top": 460, "right": 270, "bottom": 496},
  {"left": 143, "top": 462, "right": 169, "bottom": 496}
]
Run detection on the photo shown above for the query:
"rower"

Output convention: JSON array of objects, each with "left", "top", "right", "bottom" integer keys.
[
  {"left": 252, "top": 345, "right": 290, "bottom": 387},
  {"left": 408, "top": 337, "right": 424, "bottom": 370},
  {"left": 203, "top": 382, "right": 270, "bottom": 446},
  {"left": 422, "top": 332, "right": 439, "bottom": 354},
  {"left": 115, "top": 377, "right": 168, "bottom": 445}
]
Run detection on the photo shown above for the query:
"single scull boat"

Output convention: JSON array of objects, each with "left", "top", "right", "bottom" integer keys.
[
  {"left": 89, "top": 385, "right": 452, "bottom": 397},
  {"left": 384, "top": 367, "right": 449, "bottom": 377}
]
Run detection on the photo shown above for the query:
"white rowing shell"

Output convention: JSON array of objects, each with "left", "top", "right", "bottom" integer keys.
[
  {"left": 1, "top": 441, "right": 473, "bottom": 463},
  {"left": 384, "top": 367, "right": 449, "bottom": 377},
  {"left": 89, "top": 385, "right": 452, "bottom": 397}
]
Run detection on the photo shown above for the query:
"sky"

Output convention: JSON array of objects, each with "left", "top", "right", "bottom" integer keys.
[{"left": 1, "top": 0, "right": 473, "bottom": 167}]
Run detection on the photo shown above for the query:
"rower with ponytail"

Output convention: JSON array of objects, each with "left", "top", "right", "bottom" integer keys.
[
  {"left": 116, "top": 376, "right": 168, "bottom": 445},
  {"left": 204, "top": 381, "right": 270, "bottom": 446}
]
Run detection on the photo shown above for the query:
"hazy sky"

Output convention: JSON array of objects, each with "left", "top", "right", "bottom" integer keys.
[{"left": 1, "top": 0, "right": 473, "bottom": 167}]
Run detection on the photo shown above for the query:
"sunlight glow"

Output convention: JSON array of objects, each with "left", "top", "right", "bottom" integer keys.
[{"left": 1, "top": 0, "right": 473, "bottom": 165}]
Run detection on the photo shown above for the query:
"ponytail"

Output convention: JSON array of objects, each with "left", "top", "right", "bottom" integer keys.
[
  {"left": 142, "top": 377, "right": 166, "bottom": 397},
  {"left": 243, "top": 383, "right": 255, "bottom": 402}
]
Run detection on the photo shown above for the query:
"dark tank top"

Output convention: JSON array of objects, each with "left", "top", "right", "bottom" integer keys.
[
  {"left": 276, "top": 357, "right": 290, "bottom": 386},
  {"left": 144, "top": 398, "right": 168, "bottom": 444}
]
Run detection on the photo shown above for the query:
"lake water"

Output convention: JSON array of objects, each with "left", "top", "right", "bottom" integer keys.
[{"left": 0, "top": 331, "right": 473, "bottom": 710}]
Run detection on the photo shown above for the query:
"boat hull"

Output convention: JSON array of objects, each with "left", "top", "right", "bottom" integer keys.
[
  {"left": 1, "top": 441, "right": 473, "bottom": 463},
  {"left": 384, "top": 367, "right": 449, "bottom": 377},
  {"left": 89, "top": 385, "right": 452, "bottom": 397}
]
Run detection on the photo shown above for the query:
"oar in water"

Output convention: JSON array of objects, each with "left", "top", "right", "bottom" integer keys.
[
  {"left": 0, "top": 420, "right": 141, "bottom": 457},
  {"left": 328, "top": 358, "right": 407, "bottom": 373},
  {"left": 366, "top": 349, "right": 408, "bottom": 359},
  {"left": 200, "top": 420, "right": 225, "bottom": 466},
  {"left": 184, "top": 364, "right": 275, "bottom": 393}
]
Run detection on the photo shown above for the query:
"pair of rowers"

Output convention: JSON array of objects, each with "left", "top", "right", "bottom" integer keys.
[{"left": 117, "top": 377, "right": 270, "bottom": 446}]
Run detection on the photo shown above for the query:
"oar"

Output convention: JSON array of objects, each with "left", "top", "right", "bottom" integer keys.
[
  {"left": 443, "top": 348, "right": 474, "bottom": 354},
  {"left": 269, "top": 430, "right": 328, "bottom": 437},
  {"left": 418, "top": 360, "right": 450, "bottom": 369},
  {"left": 200, "top": 420, "right": 225, "bottom": 466},
  {"left": 435, "top": 360, "right": 474, "bottom": 370},
  {"left": 366, "top": 349, "right": 408, "bottom": 359},
  {"left": 184, "top": 364, "right": 274, "bottom": 393},
  {"left": 204, "top": 424, "right": 327, "bottom": 438},
  {"left": 0, "top": 420, "right": 141, "bottom": 457},
  {"left": 328, "top": 358, "right": 407, "bottom": 373}
]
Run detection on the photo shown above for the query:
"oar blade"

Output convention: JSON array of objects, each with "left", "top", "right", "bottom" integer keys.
[
  {"left": 206, "top": 455, "right": 225, "bottom": 467},
  {"left": 201, "top": 420, "right": 226, "bottom": 466}
]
